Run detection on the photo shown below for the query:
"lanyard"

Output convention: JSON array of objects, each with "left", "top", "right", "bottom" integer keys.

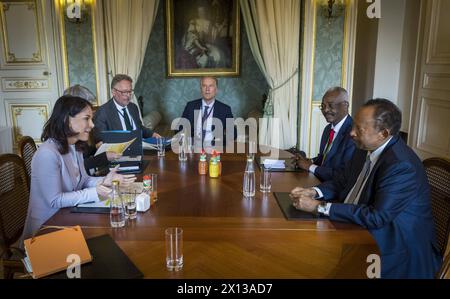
[
  {"left": 117, "top": 108, "right": 134, "bottom": 129},
  {"left": 202, "top": 105, "right": 214, "bottom": 125}
]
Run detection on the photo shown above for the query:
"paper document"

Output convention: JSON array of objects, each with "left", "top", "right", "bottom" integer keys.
[
  {"left": 114, "top": 155, "right": 142, "bottom": 162},
  {"left": 263, "top": 159, "right": 286, "bottom": 169},
  {"left": 95, "top": 138, "right": 137, "bottom": 156},
  {"left": 118, "top": 165, "right": 140, "bottom": 172}
]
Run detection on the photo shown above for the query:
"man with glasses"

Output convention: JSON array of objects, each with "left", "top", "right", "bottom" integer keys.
[
  {"left": 290, "top": 99, "right": 441, "bottom": 278},
  {"left": 294, "top": 87, "right": 355, "bottom": 181},
  {"left": 93, "top": 74, "right": 160, "bottom": 144}
]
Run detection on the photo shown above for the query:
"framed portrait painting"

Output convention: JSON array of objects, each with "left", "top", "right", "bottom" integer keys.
[{"left": 165, "top": 0, "right": 240, "bottom": 77}]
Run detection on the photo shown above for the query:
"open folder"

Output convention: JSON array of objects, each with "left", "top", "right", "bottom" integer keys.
[
  {"left": 95, "top": 137, "right": 136, "bottom": 156},
  {"left": 23, "top": 226, "right": 92, "bottom": 279}
]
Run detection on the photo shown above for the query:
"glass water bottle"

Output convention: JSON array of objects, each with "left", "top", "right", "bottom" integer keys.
[
  {"left": 243, "top": 157, "right": 256, "bottom": 197},
  {"left": 110, "top": 180, "right": 125, "bottom": 228}
]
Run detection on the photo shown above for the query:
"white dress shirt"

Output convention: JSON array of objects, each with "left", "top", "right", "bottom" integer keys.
[
  {"left": 315, "top": 136, "right": 393, "bottom": 215},
  {"left": 309, "top": 114, "right": 349, "bottom": 174},
  {"left": 113, "top": 99, "right": 136, "bottom": 131}
]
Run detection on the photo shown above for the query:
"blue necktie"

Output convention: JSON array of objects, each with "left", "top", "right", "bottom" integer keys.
[{"left": 201, "top": 106, "right": 209, "bottom": 141}]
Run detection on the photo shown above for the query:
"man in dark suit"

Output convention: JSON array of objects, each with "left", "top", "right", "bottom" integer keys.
[
  {"left": 295, "top": 87, "right": 355, "bottom": 182},
  {"left": 179, "top": 76, "right": 234, "bottom": 148},
  {"left": 290, "top": 99, "right": 442, "bottom": 278},
  {"left": 93, "top": 74, "right": 160, "bottom": 144}
]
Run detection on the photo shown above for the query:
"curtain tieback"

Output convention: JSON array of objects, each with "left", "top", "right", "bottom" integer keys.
[{"left": 264, "top": 68, "right": 299, "bottom": 117}]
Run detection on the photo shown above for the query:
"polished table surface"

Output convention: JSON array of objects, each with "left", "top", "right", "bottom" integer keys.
[{"left": 45, "top": 147, "right": 379, "bottom": 278}]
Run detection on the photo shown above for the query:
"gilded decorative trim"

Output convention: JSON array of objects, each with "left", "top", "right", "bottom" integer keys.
[
  {"left": 10, "top": 104, "right": 49, "bottom": 144},
  {"left": 58, "top": 0, "right": 100, "bottom": 106},
  {"left": 0, "top": 1, "right": 43, "bottom": 64},
  {"left": 3, "top": 78, "right": 49, "bottom": 90},
  {"left": 165, "top": 0, "right": 240, "bottom": 77}
]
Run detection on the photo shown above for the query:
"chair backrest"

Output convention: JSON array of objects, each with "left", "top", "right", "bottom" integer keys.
[
  {"left": 423, "top": 157, "right": 450, "bottom": 257},
  {"left": 0, "top": 154, "right": 30, "bottom": 256},
  {"left": 438, "top": 253, "right": 450, "bottom": 279},
  {"left": 137, "top": 95, "right": 144, "bottom": 118},
  {"left": 18, "top": 136, "right": 37, "bottom": 186}
]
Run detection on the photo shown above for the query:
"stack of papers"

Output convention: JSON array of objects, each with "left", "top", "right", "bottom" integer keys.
[
  {"left": 263, "top": 159, "right": 286, "bottom": 169},
  {"left": 95, "top": 138, "right": 136, "bottom": 156}
]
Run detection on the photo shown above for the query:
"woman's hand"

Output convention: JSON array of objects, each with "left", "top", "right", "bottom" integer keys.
[
  {"left": 96, "top": 183, "right": 111, "bottom": 200},
  {"left": 102, "top": 166, "right": 137, "bottom": 187}
]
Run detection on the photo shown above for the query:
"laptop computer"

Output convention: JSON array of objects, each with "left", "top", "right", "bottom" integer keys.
[{"left": 100, "top": 129, "right": 144, "bottom": 174}]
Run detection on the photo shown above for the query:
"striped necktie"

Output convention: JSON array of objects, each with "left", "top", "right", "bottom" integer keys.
[{"left": 344, "top": 154, "right": 372, "bottom": 205}]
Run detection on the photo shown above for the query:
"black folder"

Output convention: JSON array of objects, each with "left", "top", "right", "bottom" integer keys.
[
  {"left": 100, "top": 129, "right": 146, "bottom": 174},
  {"left": 47, "top": 234, "right": 143, "bottom": 279},
  {"left": 274, "top": 192, "right": 326, "bottom": 220},
  {"left": 70, "top": 206, "right": 110, "bottom": 214}
]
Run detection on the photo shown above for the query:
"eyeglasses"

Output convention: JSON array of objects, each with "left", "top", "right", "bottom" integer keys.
[
  {"left": 114, "top": 88, "right": 134, "bottom": 96},
  {"left": 319, "top": 101, "right": 348, "bottom": 111}
]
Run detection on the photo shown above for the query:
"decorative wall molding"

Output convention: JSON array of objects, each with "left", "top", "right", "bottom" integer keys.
[
  {"left": 9, "top": 103, "right": 49, "bottom": 145},
  {"left": 2, "top": 77, "right": 49, "bottom": 91},
  {"left": 0, "top": 0, "right": 43, "bottom": 65},
  {"left": 423, "top": 73, "right": 450, "bottom": 91},
  {"left": 425, "top": 0, "right": 450, "bottom": 65},
  {"left": 417, "top": 97, "right": 450, "bottom": 156}
]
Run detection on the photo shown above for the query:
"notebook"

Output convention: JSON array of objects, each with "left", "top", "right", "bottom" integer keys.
[{"left": 23, "top": 226, "right": 92, "bottom": 279}]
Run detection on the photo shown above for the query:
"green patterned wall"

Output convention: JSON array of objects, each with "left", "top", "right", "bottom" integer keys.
[
  {"left": 135, "top": 5, "right": 269, "bottom": 124},
  {"left": 64, "top": 5, "right": 97, "bottom": 97},
  {"left": 312, "top": 9, "right": 345, "bottom": 101}
]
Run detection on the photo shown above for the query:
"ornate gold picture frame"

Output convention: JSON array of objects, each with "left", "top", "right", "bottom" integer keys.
[{"left": 165, "top": 0, "right": 240, "bottom": 77}]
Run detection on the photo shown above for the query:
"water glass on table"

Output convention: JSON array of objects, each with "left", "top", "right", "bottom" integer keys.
[
  {"left": 260, "top": 166, "right": 271, "bottom": 193},
  {"left": 165, "top": 227, "right": 183, "bottom": 271},
  {"left": 123, "top": 191, "right": 137, "bottom": 220},
  {"left": 157, "top": 137, "right": 165, "bottom": 157}
]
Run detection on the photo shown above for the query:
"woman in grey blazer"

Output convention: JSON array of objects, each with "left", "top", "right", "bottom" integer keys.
[{"left": 21, "top": 96, "right": 136, "bottom": 241}]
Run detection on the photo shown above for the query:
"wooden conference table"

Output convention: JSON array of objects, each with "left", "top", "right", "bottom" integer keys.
[{"left": 45, "top": 146, "right": 379, "bottom": 278}]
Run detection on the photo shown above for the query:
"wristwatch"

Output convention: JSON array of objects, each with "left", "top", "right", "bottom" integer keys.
[{"left": 316, "top": 201, "right": 329, "bottom": 215}]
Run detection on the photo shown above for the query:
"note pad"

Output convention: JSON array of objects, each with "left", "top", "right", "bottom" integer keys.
[{"left": 23, "top": 226, "right": 92, "bottom": 279}]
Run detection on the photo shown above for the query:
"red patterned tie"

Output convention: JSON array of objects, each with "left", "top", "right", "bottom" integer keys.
[
  {"left": 327, "top": 129, "right": 335, "bottom": 148},
  {"left": 322, "top": 129, "right": 335, "bottom": 165}
]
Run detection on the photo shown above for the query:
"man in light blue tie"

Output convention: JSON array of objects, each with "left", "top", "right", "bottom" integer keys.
[
  {"left": 290, "top": 99, "right": 442, "bottom": 278},
  {"left": 179, "top": 76, "right": 234, "bottom": 148}
]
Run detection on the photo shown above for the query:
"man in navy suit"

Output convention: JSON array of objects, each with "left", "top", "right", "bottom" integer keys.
[
  {"left": 295, "top": 87, "right": 355, "bottom": 182},
  {"left": 93, "top": 74, "right": 160, "bottom": 144},
  {"left": 290, "top": 99, "right": 442, "bottom": 278},
  {"left": 179, "top": 76, "right": 234, "bottom": 148}
]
